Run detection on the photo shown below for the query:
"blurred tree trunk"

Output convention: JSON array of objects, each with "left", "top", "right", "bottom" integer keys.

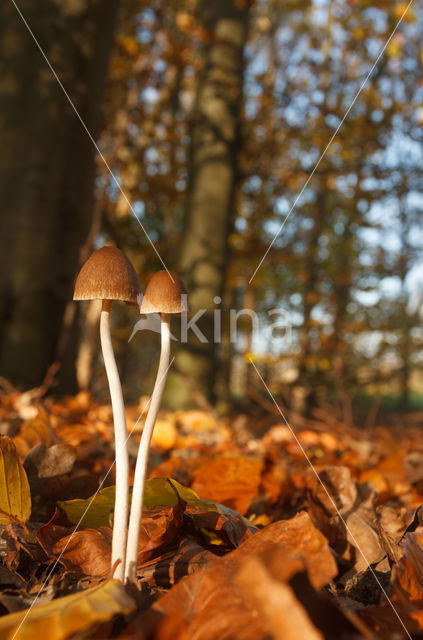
[
  {"left": 297, "top": 190, "right": 324, "bottom": 414},
  {"left": 166, "top": 0, "right": 251, "bottom": 409},
  {"left": 76, "top": 300, "right": 101, "bottom": 390},
  {"left": 397, "top": 194, "right": 412, "bottom": 410},
  {"left": 0, "top": 0, "right": 118, "bottom": 390}
]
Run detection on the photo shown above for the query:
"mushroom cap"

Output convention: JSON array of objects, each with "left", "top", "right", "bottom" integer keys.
[
  {"left": 140, "top": 270, "right": 188, "bottom": 315},
  {"left": 73, "top": 246, "right": 141, "bottom": 305}
]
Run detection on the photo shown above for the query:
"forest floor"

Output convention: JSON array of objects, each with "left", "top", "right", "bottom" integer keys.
[{"left": 0, "top": 387, "right": 423, "bottom": 639}]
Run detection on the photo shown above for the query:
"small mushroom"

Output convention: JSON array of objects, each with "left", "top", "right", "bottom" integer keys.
[
  {"left": 125, "top": 270, "right": 187, "bottom": 582},
  {"left": 73, "top": 246, "right": 141, "bottom": 582}
]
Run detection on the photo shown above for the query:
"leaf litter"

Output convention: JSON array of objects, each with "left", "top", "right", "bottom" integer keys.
[{"left": 0, "top": 389, "right": 422, "bottom": 638}]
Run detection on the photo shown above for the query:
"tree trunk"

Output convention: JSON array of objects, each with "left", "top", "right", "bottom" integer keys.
[
  {"left": 166, "top": 0, "right": 251, "bottom": 409},
  {"left": 0, "top": 0, "right": 118, "bottom": 389}
]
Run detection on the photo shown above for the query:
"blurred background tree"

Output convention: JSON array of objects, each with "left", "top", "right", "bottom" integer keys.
[
  {"left": 0, "top": 0, "right": 422, "bottom": 418},
  {"left": 0, "top": 0, "right": 119, "bottom": 390}
]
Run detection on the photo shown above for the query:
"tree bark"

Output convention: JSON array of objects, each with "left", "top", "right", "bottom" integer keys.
[
  {"left": 0, "top": 0, "right": 118, "bottom": 389},
  {"left": 167, "top": 0, "right": 251, "bottom": 409}
]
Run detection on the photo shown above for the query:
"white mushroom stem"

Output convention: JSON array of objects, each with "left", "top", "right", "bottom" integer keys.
[
  {"left": 100, "top": 299, "right": 129, "bottom": 582},
  {"left": 125, "top": 314, "right": 171, "bottom": 582}
]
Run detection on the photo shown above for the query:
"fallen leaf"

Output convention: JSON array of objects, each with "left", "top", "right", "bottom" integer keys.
[
  {"left": 356, "top": 530, "right": 423, "bottom": 637},
  {"left": 0, "top": 566, "right": 27, "bottom": 589},
  {"left": 0, "top": 578, "right": 135, "bottom": 640},
  {"left": 359, "top": 468, "right": 390, "bottom": 499},
  {"left": 149, "top": 455, "right": 194, "bottom": 486},
  {"left": 150, "top": 418, "right": 177, "bottom": 450},
  {"left": 306, "top": 466, "right": 358, "bottom": 515},
  {"left": 58, "top": 478, "right": 188, "bottom": 528},
  {"left": 40, "top": 500, "right": 185, "bottom": 575},
  {"left": 136, "top": 538, "right": 216, "bottom": 588},
  {"left": 174, "top": 410, "right": 217, "bottom": 433},
  {"left": 344, "top": 511, "right": 385, "bottom": 572},
  {"left": 391, "top": 531, "right": 423, "bottom": 629},
  {"left": 48, "top": 527, "right": 112, "bottom": 576},
  {"left": 0, "top": 436, "right": 31, "bottom": 525},
  {"left": 58, "top": 477, "right": 256, "bottom": 547},
  {"left": 306, "top": 465, "right": 384, "bottom": 571},
  {"left": 185, "top": 503, "right": 255, "bottom": 547},
  {"left": 404, "top": 451, "right": 423, "bottom": 484},
  {"left": 376, "top": 505, "right": 415, "bottom": 562},
  {"left": 58, "top": 485, "right": 115, "bottom": 528},
  {"left": 54, "top": 423, "right": 97, "bottom": 448},
  {"left": 369, "top": 451, "right": 414, "bottom": 499},
  {"left": 259, "top": 457, "right": 288, "bottom": 503},
  {"left": 13, "top": 411, "right": 53, "bottom": 460},
  {"left": 191, "top": 456, "right": 263, "bottom": 514},
  {"left": 24, "top": 443, "right": 76, "bottom": 479},
  {"left": 235, "top": 555, "right": 323, "bottom": 640},
  {"left": 137, "top": 502, "right": 185, "bottom": 566},
  {"left": 131, "top": 512, "right": 337, "bottom": 639},
  {"left": 50, "top": 390, "right": 91, "bottom": 417},
  {"left": 2, "top": 521, "right": 47, "bottom": 573}
]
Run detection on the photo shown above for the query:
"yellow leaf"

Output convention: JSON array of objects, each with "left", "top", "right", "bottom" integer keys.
[
  {"left": 394, "top": 2, "right": 415, "bottom": 22},
  {"left": 0, "top": 436, "right": 31, "bottom": 525},
  {"left": 0, "top": 579, "right": 135, "bottom": 640},
  {"left": 151, "top": 418, "right": 177, "bottom": 450},
  {"left": 176, "top": 12, "right": 194, "bottom": 30},
  {"left": 117, "top": 35, "right": 139, "bottom": 56},
  {"left": 248, "top": 513, "right": 272, "bottom": 527},
  {"left": 318, "top": 358, "right": 331, "bottom": 371}
]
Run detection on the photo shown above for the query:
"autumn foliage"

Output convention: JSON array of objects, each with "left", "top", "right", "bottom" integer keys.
[{"left": 0, "top": 387, "right": 422, "bottom": 639}]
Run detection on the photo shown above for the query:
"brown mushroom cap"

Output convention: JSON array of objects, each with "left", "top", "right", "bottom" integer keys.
[
  {"left": 73, "top": 246, "right": 141, "bottom": 305},
  {"left": 140, "top": 270, "right": 187, "bottom": 315}
]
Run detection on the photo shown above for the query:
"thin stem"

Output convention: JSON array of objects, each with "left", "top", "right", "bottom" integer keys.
[
  {"left": 125, "top": 314, "right": 171, "bottom": 582},
  {"left": 100, "top": 299, "right": 129, "bottom": 582}
]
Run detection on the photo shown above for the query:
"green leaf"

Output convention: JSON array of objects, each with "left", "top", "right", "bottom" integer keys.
[
  {"left": 167, "top": 478, "right": 220, "bottom": 512},
  {"left": 0, "top": 436, "right": 31, "bottom": 525},
  {"left": 59, "top": 477, "right": 229, "bottom": 529},
  {"left": 0, "top": 578, "right": 135, "bottom": 640},
  {"left": 58, "top": 485, "right": 116, "bottom": 528}
]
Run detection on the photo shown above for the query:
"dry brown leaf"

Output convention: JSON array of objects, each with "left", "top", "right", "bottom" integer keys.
[
  {"left": 49, "top": 390, "right": 91, "bottom": 417},
  {"left": 13, "top": 411, "right": 53, "bottom": 460},
  {"left": 136, "top": 538, "right": 216, "bottom": 588},
  {"left": 130, "top": 512, "right": 337, "bottom": 639},
  {"left": 259, "top": 458, "right": 288, "bottom": 503},
  {"left": 174, "top": 410, "right": 217, "bottom": 433},
  {"left": 355, "top": 530, "right": 423, "bottom": 638},
  {"left": 376, "top": 505, "right": 416, "bottom": 562},
  {"left": 306, "top": 465, "right": 384, "bottom": 571},
  {"left": 391, "top": 531, "right": 423, "bottom": 629},
  {"left": 24, "top": 442, "right": 76, "bottom": 479},
  {"left": 191, "top": 456, "right": 263, "bottom": 514},
  {"left": 359, "top": 468, "right": 390, "bottom": 500},
  {"left": 364, "top": 451, "right": 414, "bottom": 500},
  {"left": 345, "top": 510, "right": 385, "bottom": 572},
  {"left": 37, "top": 512, "right": 112, "bottom": 576},
  {"left": 55, "top": 423, "right": 97, "bottom": 448},
  {"left": 2, "top": 522, "right": 46, "bottom": 572},
  {"left": 137, "top": 502, "right": 185, "bottom": 566},
  {"left": 185, "top": 504, "right": 254, "bottom": 547},
  {"left": 306, "top": 466, "right": 357, "bottom": 516},
  {"left": 51, "top": 527, "right": 113, "bottom": 576},
  {"left": 38, "top": 502, "right": 185, "bottom": 576},
  {"left": 235, "top": 555, "right": 323, "bottom": 640}
]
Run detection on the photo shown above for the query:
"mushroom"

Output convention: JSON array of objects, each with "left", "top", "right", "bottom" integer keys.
[
  {"left": 125, "top": 270, "right": 187, "bottom": 582},
  {"left": 73, "top": 246, "right": 141, "bottom": 582}
]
